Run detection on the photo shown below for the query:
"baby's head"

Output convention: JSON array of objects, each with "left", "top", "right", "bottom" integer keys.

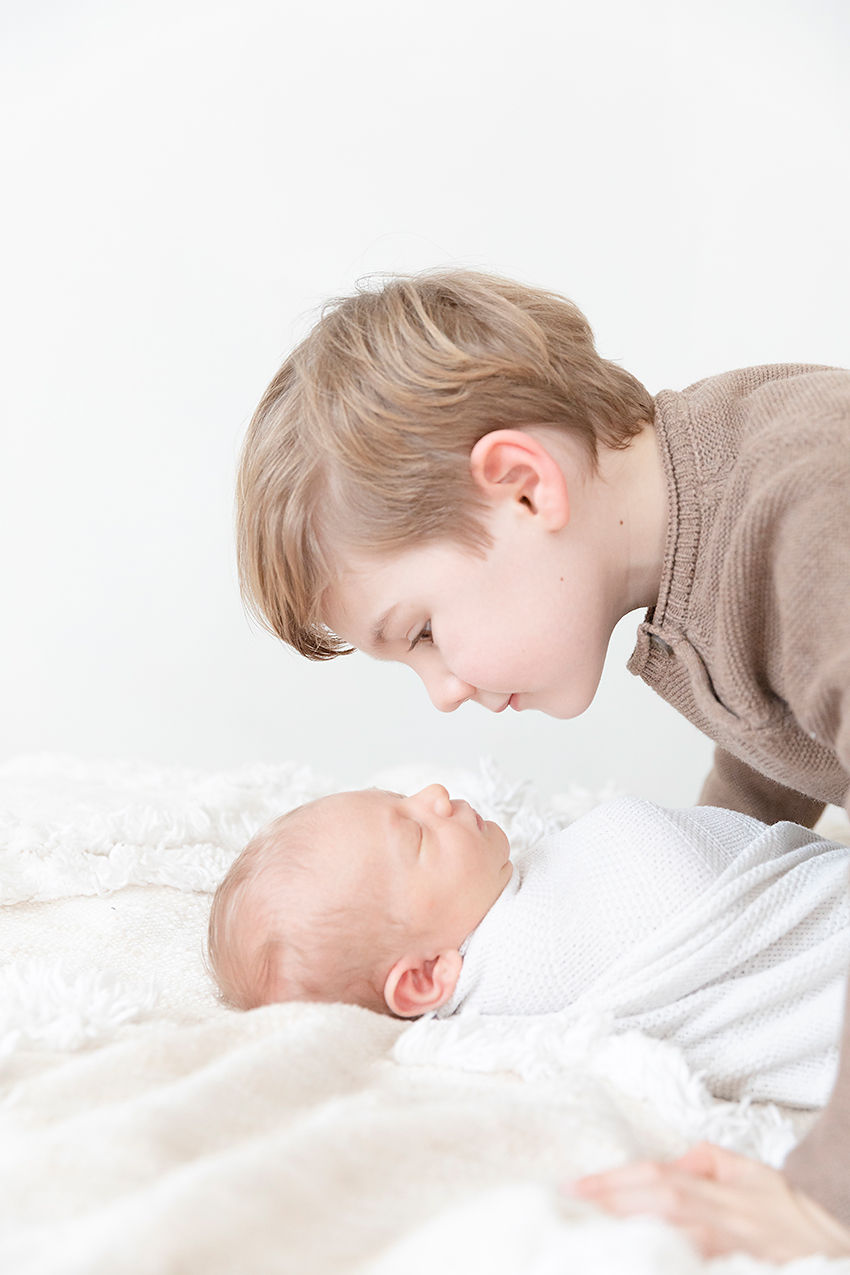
[{"left": 207, "top": 784, "right": 512, "bottom": 1018}]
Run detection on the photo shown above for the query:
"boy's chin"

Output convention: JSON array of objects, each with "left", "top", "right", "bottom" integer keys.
[{"left": 511, "top": 693, "right": 594, "bottom": 721}]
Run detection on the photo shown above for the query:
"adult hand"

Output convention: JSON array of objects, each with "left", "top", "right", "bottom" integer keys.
[{"left": 565, "top": 1142, "right": 850, "bottom": 1262}]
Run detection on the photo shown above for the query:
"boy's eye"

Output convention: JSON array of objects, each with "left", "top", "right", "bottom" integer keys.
[{"left": 409, "top": 621, "right": 433, "bottom": 651}]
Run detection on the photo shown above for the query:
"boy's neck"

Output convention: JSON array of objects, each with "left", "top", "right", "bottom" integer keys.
[
  {"left": 540, "top": 421, "right": 669, "bottom": 620},
  {"left": 600, "top": 422, "right": 669, "bottom": 616}
]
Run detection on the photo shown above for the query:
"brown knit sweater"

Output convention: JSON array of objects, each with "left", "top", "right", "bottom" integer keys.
[{"left": 628, "top": 364, "right": 850, "bottom": 826}]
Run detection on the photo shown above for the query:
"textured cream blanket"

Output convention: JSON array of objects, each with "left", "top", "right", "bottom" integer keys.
[{"left": 1, "top": 755, "right": 849, "bottom": 1275}]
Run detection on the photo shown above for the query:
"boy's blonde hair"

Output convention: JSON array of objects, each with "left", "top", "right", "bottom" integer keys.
[
  {"left": 237, "top": 269, "right": 653, "bottom": 658},
  {"left": 206, "top": 806, "right": 392, "bottom": 1015}
]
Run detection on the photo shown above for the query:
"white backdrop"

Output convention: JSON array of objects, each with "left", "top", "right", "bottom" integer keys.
[{"left": 1, "top": 0, "right": 848, "bottom": 803}]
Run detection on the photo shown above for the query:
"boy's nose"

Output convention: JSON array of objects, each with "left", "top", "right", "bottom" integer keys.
[{"left": 420, "top": 668, "right": 476, "bottom": 713}]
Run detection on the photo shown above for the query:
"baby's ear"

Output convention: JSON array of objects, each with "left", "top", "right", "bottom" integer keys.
[
  {"left": 469, "top": 429, "right": 569, "bottom": 530},
  {"left": 383, "top": 950, "right": 463, "bottom": 1019}
]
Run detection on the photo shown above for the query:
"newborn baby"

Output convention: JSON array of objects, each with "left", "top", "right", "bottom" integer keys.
[
  {"left": 207, "top": 784, "right": 850, "bottom": 1106},
  {"left": 208, "top": 785, "right": 511, "bottom": 1019}
]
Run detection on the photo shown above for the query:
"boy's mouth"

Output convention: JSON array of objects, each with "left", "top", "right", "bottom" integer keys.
[{"left": 495, "top": 696, "right": 514, "bottom": 713}]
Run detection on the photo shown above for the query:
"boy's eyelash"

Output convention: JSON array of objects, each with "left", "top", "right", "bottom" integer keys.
[{"left": 409, "top": 621, "right": 433, "bottom": 651}]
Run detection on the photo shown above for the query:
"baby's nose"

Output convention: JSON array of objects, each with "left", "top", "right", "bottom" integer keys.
[{"left": 414, "top": 784, "right": 453, "bottom": 817}]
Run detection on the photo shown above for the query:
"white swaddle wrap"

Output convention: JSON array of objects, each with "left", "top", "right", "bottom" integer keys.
[{"left": 436, "top": 797, "right": 850, "bottom": 1107}]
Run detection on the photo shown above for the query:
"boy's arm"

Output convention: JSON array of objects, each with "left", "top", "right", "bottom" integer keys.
[
  {"left": 700, "top": 746, "right": 850, "bottom": 1222},
  {"left": 698, "top": 406, "right": 849, "bottom": 833},
  {"left": 784, "top": 976, "right": 850, "bottom": 1224},
  {"left": 747, "top": 432, "right": 850, "bottom": 1221},
  {"left": 699, "top": 747, "right": 826, "bottom": 828},
  {"left": 692, "top": 409, "right": 850, "bottom": 1224}
]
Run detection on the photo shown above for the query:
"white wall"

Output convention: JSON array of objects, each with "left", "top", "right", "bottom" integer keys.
[{"left": 1, "top": 0, "right": 848, "bottom": 802}]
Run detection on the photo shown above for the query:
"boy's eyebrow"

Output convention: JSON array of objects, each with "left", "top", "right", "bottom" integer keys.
[{"left": 371, "top": 607, "right": 396, "bottom": 648}]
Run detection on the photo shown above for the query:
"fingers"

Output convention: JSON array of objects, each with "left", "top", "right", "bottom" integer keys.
[
  {"left": 668, "top": 1141, "right": 722, "bottom": 1179},
  {"left": 566, "top": 1159, "right": 733, "bottom": 1258},
  {"left": 671, "top": 1141, "right": 758, "bottom": 1184},
  {"left": 568, "top": 1157, "right": 723, "bottom": 1220},
  {"left": 568, "top": 1160, "right": 657, "bottom": 1197},
  {"left": 564, "top": 1149, "right": 850, "bottom": 1262},
  {"left": 569, "top": 1143, "right": 761, "bottom": 1199}
]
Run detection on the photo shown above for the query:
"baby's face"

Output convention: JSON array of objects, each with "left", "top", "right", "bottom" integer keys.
[{"left": 311, "top": 784, "right": 512, "bottom": 952}]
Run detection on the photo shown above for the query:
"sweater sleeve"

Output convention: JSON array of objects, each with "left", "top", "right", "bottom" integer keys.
[
  {"left": 765, "top": 394, "right": 850, "bottom": 820},
  {"left": 699, "top": 746, "right": 826, "bottom": 827},
  {"left": 697, "top": 373, "right": 850, "bottom": 824}
]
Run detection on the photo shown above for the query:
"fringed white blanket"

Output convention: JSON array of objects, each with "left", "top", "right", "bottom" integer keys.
[{"left": 1, "top": 754, "right": 849, "bottom": 1275}]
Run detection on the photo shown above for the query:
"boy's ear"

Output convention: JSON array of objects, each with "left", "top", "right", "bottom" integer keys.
[
  {"left": 469, "top": 429, "right": 570, "bottom": 531},
  {"left": 383, "top": 950, "right": 463, "bottom": 1019}
]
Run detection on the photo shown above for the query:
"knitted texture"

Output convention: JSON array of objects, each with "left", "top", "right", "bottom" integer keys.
[
  {"left": 628, "top": 364, "right": 850, "bottom": 823},
  {"left": 439, "top": 797, "right": 850, "bottom": 1108}
]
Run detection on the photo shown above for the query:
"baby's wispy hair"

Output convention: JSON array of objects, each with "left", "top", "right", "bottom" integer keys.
[{"left": 206, "top": 802, "right": 397, "bottom": 1015}]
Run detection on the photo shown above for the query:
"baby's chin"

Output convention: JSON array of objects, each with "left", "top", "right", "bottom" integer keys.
[
  {"left": 487, "top": 849, "right": 513, "bottom": 908},
  {"left": 487, "top": 820, "right": 511, "bottom": 861}
]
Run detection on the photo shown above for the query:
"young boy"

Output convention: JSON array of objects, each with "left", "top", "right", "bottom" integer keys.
[
  {"left": 235, "top": 271, "right": 850, "bottom": 1237},
  {"left": 207, "top": 783, "right": 850, "bottom": 1110}
]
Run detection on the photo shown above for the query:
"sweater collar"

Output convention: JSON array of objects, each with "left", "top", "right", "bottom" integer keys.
[{"left": 628, "top": 389, "right": 703, "bottom": 674}]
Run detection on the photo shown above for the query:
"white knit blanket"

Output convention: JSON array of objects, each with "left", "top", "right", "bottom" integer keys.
[
  {"left": 1, "top": 754, "right": 850, "bottom": 1275},
  {"left": 440, "top": 799, "right": 850, "bottom": 1108}
]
